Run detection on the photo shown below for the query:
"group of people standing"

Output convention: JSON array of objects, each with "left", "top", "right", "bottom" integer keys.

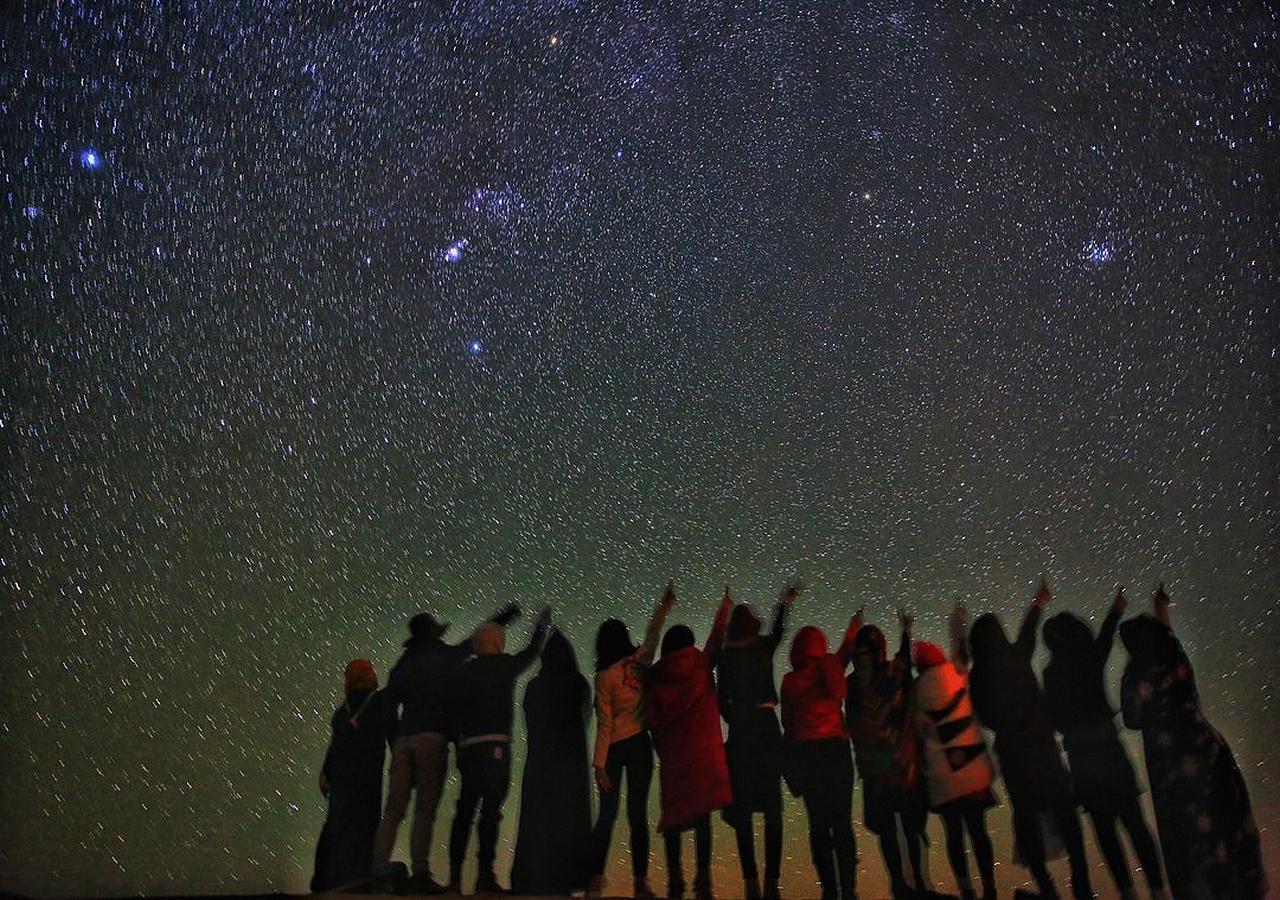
[{"left": 311, "top": 580, "right": 1267, "bottom": 900}]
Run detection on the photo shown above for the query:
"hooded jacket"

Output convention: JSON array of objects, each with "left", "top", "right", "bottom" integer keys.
[
  {"left": 455, "top": 618, "right": 549, "bottom": 745},
  {"left": 646, "top": 603, "right": 732, "bottom": 831},
  {"left": 912, "top": 651, "right": 994, "bottom": 807},
  {"left": 780, "top": 625, "right": 848, "bottom": 742}
]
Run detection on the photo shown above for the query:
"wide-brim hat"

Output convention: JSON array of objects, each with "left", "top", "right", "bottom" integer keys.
[{"left": 407, "top": 612, "right": 449, "bottom": 644}]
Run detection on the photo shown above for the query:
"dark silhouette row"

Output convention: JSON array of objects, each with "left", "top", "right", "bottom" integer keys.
[{"left": 310, "top": 581, "right": 1267, "bottom": 900}]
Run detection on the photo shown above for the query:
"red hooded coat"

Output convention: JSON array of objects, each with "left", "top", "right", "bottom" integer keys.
[
  {"left": 646, "top": 606, "right": 732, "bottom": 831},
  {"left": 780, "top": 625, "right": 848, "bottom": 742}
]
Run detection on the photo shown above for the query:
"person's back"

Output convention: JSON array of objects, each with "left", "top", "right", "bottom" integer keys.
[{"left": 388, "top": 639, "right": 468, "bottom": 737}]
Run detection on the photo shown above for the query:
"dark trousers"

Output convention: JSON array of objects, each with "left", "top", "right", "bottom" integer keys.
[
  {"left": 1088, "top": 792, "right": 1165, "bottom": 892},
  {"left": 449, "top": 741, "right": 511, "bottom": 874},
  {"left": 663, "top": 815, "right": 711, "bottom": 886},
  {"left": 588, "top": 731, "right": 654, "bottom": 878},
  {"left": 877, "top": 813, "right": 926, "bottom": 892},
  {"left": 793, "top": 739, "right": 857, "bottom": 900},
  {"left": 1012, "top": 799, "right": 1092, "bottom": 899},
  {"left": 733, "top": 810, "right": 783, "bottom": 881},
  {"left": 940, "top": 805, "right": 995, "bottom": 893}
]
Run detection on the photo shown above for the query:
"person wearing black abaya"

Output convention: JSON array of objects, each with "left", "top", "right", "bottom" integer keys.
[{"left": 510, "top": 630, "right": 594, "bottom": 895}]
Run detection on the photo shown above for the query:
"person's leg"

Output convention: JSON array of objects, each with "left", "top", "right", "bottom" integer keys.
[
  {"left": 734, "top": 815, "right": 759, "bottom": 880},
  {"left": 371, "top": 737, "right": 414, "bottom": 872},
  {"left": 1089, "top": 809, "right": 1133, "bottom": 894},
  {"left": 964, "top": 806, "right": 996, "bottom": 896},
  {"left": 803, "top": 793, "right": 837, "bottom": 900},
  {"left": 1053, "top": 798, "right": 1093, "bottom": 899},
  {"left": 475, "top": 743, "right": 512, "bottom": 886},
  {"left": 447, "top": 747, "right": 482, "bottom": 884},
  {"left": 626, "top": 736, "right": 655, "bottom": 882},
  {"left": 1117, "top": 791, "right": 1165, "bottom": 892},
  {"left": 904, "top": 816, "right": 926, "bottom": 891},
  {"left": 664, "top": 828, "right": 685, "bottom": 897},
  {"left": 588, "top": 749, "right": 624, "bottom": 877},
  {"left": 941, "top": 811, "right": 972, "bottom": 895},
  {"left": 763, "top": 807, "right": 783, "bottom": 885},
  {"left": 878, "top": 825, "right": 906, "bottom": 894},
  {"left": 408, "top": 733, "right": 449, "bottom": 881},
  {"left": 830, "top": 799, "right": 857, "bottom": 900},
  {"left": 1012, "top": 807, "right": 1053, "bottom": 894},
  {"left": 693, "top": 815, "right": 712, "bottom": 898}
]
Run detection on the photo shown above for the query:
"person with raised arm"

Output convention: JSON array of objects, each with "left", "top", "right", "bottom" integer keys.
[
  {"left": 716, "top": 581, "right": 799, "bottom": 900},
  {"left": 968, "top": 578, "right": 1093, "bottom": 900},
  {"left": 446, "top": 605, "right": 552, "bottom": 895},
  {"left": 509, "top": 629, "right": 593, "bottom": 896},
  {"left": 370, "top": 601, "right": 522, "bottom": 893},
  {"left": 647, "top": 585, "right": 734, "bottom": 900},
  {"left": 585, "top": 583, "right": 677, "bottom": 899},
  {"left": 1043, "top": 587, "right": 1167, "bottom": 900},
  {"left": 781, "top": 608, "right": 861, "bottom": 900},
  {"left": 1120, "top": 584, "right": 1267, "bottom": 899},
  {"left": 913, "top": 605, "right": 998, "bottom": 900},
  {"left": 846, "top": 609, "right": 930, "bottom": 899}
]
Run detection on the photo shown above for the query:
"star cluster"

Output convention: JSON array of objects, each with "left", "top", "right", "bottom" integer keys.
[{"left": 3, "top": 2, "right": 1277, "bottom": 896}]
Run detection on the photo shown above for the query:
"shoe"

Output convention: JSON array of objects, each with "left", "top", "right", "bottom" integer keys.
[
  {"left": 634, "top": 877, "right": 657, "bottom": 899},
  {"left": 744, "top": 876, "right": 761, "bottom": 900},
  {"left": 408, "top": 874, "right": 449, "bottom": 895},
  {"left": 474, "top": 870, "right": 506, "bottom": 895},
  {"left": 693, "top": 870, "right": 712, "bottom": 900},
  {"left": 762, "top": 877, "right": 782, "bottom": 900},
  {"left": 370, "top": 862, "right": 409, "bottom": 895}
]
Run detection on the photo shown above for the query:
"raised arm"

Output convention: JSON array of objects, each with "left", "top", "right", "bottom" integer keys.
[
  {"left": 1016, "top": 578, "right": 1053, "bottom": 657},
  {"left": 836, "top": 608, "right": 864, "bottom": 668},
  {"left": 950, "top": 603, "right": 970, "bottom": 670},
  {"left": 1096, "top": 586, "right": 1126, "bottom": 659},
  {"left": 896, "top": 608, "right": 913, "bottom": 661},
  {"left": 637, "top": 581, "right": 677, "bottom": 664},
  {"left": 1152, "top": 583, "right": 1171, "bottom": 628},
  {"left": 705, "top": 587, "right": 734, "bottom": 665},
  {"left": 769, "top": 582, "right": 800, "bottom": 652},
  {"left": 512, "top": 607, "right": 552, "bottom": 674},
  {"left": 458, "top": 601, "right": 523, "bottom": 654}
]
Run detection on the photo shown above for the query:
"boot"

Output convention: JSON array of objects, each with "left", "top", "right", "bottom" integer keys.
[
  {"left": 693, "top": 869, "right": 712, "bottom": 900},
  {"left": 634, "top": 876, "right": 657, "bottom": 899},
  {"left": 762, "top": 877, "right": 782, "bottom": 900},
  {"left": 473, "top": 868, "right": 505, "bottom": 895},
  {"left": 743, "top": 876, "right": 761, "bottom": 900}
]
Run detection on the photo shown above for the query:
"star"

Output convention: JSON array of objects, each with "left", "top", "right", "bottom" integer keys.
[
  {"left": 443, "top": 238, "right": 469, "bottom": 264},
  {"left": 78, "top": 148, "right": 102, "bottom": 169}
]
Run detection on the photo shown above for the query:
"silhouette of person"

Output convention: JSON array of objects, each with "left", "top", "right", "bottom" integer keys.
[
  {"left": 447, "top": 606, "right": 552, "bottom": 894},
  {"left": 847, "top": 611, "right": 930, "bottom": 899},
  {"left": 780, "top": 612, "right": 861, "bottom": 900},
  {"left": 716, "top": 583, "right": 797, "bottom": 900},
  {"left": 968, "top": 580, "right": 1093, "bottom": 900},
  {"left": 1120, "top": 585, "right": 1267, "bottom": 899},
  {"left": 585, "top": 584, "right": 676, "bottom": 899},
  {"left": 312, "top": 659, "right": 396, "bottom": 892},
  {"left": 647, "top": 587, "right": 733, "bottom": 900},
  {"left": 510, "top": 630, "right": 593, "bottom": 895},
  {"left": 1043, "top": 587, "right": 1167, "bottom": 899}
]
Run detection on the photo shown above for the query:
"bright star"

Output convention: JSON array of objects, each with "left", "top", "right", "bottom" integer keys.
[
  {"left": 466, "top": 339, "right": 485, "bottom": 355},
  {"left": 1082, "top": 239, "right": 1114, "bottom": 266},
  {"left": 444, "top": 239, "right": 468, "bottom": 264},
  {"left": 79, "top": 148, "right": 102, "bottom": 169}
]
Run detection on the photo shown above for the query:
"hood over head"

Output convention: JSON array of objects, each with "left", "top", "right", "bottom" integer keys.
[
  {"left": 913, "top": 641, "right": 947, "bottom": 671},
  {"left": 344, "top": 659, "right": 378, "bottom": 693},
  {"left": 1043, "top": 612, "right": 1093, "bottom": 656},
  {"left": 661, "top": 624, "right": 696, "bottom": 657},
  {"left": 789, "top": 624, "right": 830, "bottom": 669}
]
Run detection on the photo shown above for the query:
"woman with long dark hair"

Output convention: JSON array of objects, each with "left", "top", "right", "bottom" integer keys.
[
  {"left": 510, "top": 630, "right": 593, "bottom": 895},
  {"left": 585, "top": 583, "right": 676, "bottom": 899}
]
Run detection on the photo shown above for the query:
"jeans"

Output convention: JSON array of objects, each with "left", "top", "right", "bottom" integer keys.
[
  {"left": 448, "top": 741, "right": 512, "bottom": 874},
  {"left": 588, "top": 730, "right": 654, "bottom": 879},
  {"left": 372, "top": 732, "right": 450, "bottom": 878}
]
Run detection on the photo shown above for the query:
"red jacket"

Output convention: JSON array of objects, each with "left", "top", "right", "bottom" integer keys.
[
  {"left": 647, "top": 606, "right": 732, "bottom": 831},
  {"left": 781, "top": 625, "right": 848, "bottom": 742}
]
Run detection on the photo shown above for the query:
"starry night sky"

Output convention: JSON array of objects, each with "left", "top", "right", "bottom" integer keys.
[{"left": 4, "top": 2, "right": 1277, "bottom": 897}]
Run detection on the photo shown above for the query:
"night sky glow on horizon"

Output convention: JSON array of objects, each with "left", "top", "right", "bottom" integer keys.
[{"left": 4, "top": 2, "right": 1278, "bottom": 897}]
